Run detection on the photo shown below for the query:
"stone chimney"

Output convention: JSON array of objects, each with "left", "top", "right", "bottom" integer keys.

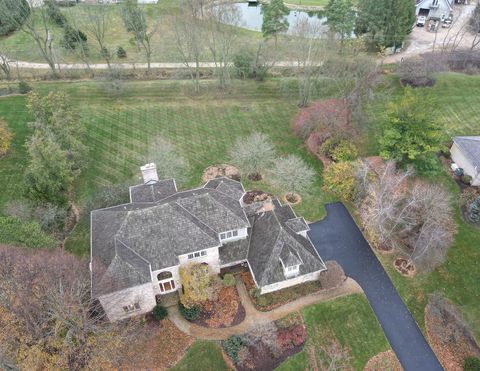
[{"left": 140, "top": 163, "right": 159, "bottom": 184}]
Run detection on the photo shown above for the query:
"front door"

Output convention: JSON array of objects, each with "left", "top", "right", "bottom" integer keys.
[{"left": 159, "top": 279, "right": 175, "bottom": 293}]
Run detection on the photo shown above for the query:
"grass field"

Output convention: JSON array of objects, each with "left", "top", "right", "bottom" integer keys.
[
  {"left": 0, "top": 1, "right": 263, "bottom": 64},
  {"left": 0, "top": 78, "right": 335, "bottom": 255},
  {"left": 171, "top": 341, "right": 229, "bottom": 371},
  {"left": 286, "top": 0, "right": 329, "bottom": 6},
  {"left": 278, "top": 294, "right": 390, "bottom": 370}
]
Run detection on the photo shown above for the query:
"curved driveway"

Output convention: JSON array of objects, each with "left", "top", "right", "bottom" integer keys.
[{"left": 308, "top": 203, "right": 443, "bottom": 371}]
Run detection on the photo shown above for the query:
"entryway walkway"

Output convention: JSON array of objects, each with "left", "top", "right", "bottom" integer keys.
[
  {"left": 168, "top": 277, "right": 362, "bottom": 341},
  {"left": 308, "top": 203, "right": 443, "bottom": 371}
]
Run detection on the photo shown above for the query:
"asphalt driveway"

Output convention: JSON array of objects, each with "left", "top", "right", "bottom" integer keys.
[{"left": 308, "top": 203, "right": 443, "bottom": 371}]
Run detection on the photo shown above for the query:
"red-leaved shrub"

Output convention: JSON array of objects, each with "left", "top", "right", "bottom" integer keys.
[
  {"left": 277, "top": 324, "right": 307, "bottom": 351},
  {"left": 292, "top": 99, "right": 351, "bottom": 140}
]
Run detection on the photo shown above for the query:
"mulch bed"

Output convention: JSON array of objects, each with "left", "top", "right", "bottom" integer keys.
[
  {"left": 425, "top": 296, "right": 480, "bottom": 371},
  {"left": 242, "top": 190, "right": 273, "bottom": 205},
  {"left": 393, "top": 257, "right": 416, "bottom": 277},
  {"left": 237, "top": 342, "right": 305, "bottom": 371},
  {"left": 202, "top": 164, "right": 241, "bottom": 183},
  {"left": 461, "top": 204, "right": 480, "bottom": 229},
  {"left": 190, "top": 286, "right": 246, "bottom": 328},
  {"left": 240, "top": 271, "right": 322, "bottom": 312},
  {"left": 282, "top": 193, "right": 301, "bottom": 205},
  {"left": 364, "top": 350, "right": 402, "bottom": 371}
]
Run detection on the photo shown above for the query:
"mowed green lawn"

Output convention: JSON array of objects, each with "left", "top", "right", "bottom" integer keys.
[
  {"left": 278, "top": 294, "right": 390, "bottom": 370},
  {"left": 171, "top": 341, "right": 229, "bottom": 371},
  {"left": 0, "top": 79, "right": 335, "bottom": 254}
]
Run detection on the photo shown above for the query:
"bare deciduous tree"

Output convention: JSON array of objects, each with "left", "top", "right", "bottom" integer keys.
[
  {"left": 269, "top": 154, "right": 315, "bottom": 200},
  {"left": 229, "top": 132, "right": 276, "bottom": 180},
  {"left": 172, "top": 0, "right": 205, "bottom": 93},
  {"left": 317, "top": 339, "right": 352, "bottom": 371},
  {"left": 244, "top": 322, "right": 280, "bottom": 357},
  {"left": 0, "top": 50, "right": 11, "bottom": 79},
  {"left": 141, "top": 136, "right": 190, "bottom": 185},
  {"left": 0, "top": 0, "right": 59, "bottom": 75},
  {"left": 290, "top": 16, "right": 325, "bottom": 107},
  {"left": 205, "top": 3, "right": 240, "bottom": 89},
  {"left": 82, "top": 4, "right": 113, "bottom": 73}
]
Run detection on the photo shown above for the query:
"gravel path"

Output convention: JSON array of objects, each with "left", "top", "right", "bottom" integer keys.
[{"left": 168, "top": 276, "right": 362, "bottom": 341}]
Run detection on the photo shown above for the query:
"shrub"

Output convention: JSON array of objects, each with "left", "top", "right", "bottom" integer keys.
[
  {"left": 18, "top": 81, "right": 31, "bottom": 94},
  {"left": 464, "top": 357, "right": 480, "bottom": 371},
  {"left": 222, "top": 273, "right": 236, "bottom": 287},
  {"left": 0, "top": 216, "right": 57, "bottom": 249},
  {"left": 292, "top": 99, "right": 350, "bottom": 141},
  {"left": 467, "top": 197, "right": 480, "bottom": 224},
  {"left": 152, "top": 304, "right": 168, "bottom": 321},
  {"left": 0, "top": 118, "right": 13, "bottom": 157},
  {"left": 0, "top": 0, "right": 30, "bottom": 36},
  {"left": 249, "top": 287, "right": 261, "bottom": 299},
  {"left": 33, "top": 203, "right": 68, "bottom": 233},
  {"left": 318, "top": 260, "right": 346, "bottom": 290},
  {"left": 117, "top": 46, "right": 127, "bottom": 59},
  {"left": 236, "top": 346, "right": 250, "bottom": 366},
  {"left": 178, "top": 302, "right": 201, "bottom": 321},
  {"left": 244, "top": 322, "right": 279, "bottom": 357},
  {"left": 232, "top": 51, "right": 253, "bottom": 79},
  {"left": 323, "top": 161, "right": 358, "bottom": 202},
  {"left": 461, "top": 174, "right": 473, "bottom": 185},
  {"left": 277, "top": 324, "right": 307, "bottom": 351},
  {"left": 179, "top": 263, "right": 217, "bottom": 308},
  {"left": 331, "top": 141, "right": 358, "bottom": 162},
  {"left": 319, "top": 135, "right": 343, "bottom": 158},
  {"left": 223, "top": 335, "right": 245, "bottom": 363}
]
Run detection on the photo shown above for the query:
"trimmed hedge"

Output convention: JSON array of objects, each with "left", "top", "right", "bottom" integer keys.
[
  {"left": 0, "top": 216, "right": 57, "bottom": 249},
  {"left": 152, "top": 304, "right": 168, "bottom": 321}
]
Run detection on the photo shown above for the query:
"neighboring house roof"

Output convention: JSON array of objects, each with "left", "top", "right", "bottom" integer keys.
[
  {"left": 91, "top": 177, "right": 249, "bottom": 297},
  {"left": 453, "top": 136, "right": 480, "bottom": 170},
  {"left": 247, "top": 200, "right": 326, "bottom": 287}
]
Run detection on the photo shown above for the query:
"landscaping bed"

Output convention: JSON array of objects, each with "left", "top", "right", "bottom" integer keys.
[
  {"left": 242, "top": 190, "right": 273, "bottom": 205},
  {"left": 223, "top": 313, "right": 307, "bottom": 370},
  {"left": 187, "top": 286, "right": 245, "bottom": 328},
  {"left": 364, "top": 350, "right": 402, "bottom": 371},
  {"left": 240, "top": 271, "right": 322, "bottom": 312},
  {"left": 425, "top": 294, "right": 480, "bottom": 371}
]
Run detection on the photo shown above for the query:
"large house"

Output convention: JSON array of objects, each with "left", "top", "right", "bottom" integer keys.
[
  {"left": 416, "top": 0, "right": 454, "bottom": 20},
  {"left": 451, "top": 136, "right": 480, "bottom": 186},
  {"left": 90, "top": 164, "right": 326, "bottom": 321}
]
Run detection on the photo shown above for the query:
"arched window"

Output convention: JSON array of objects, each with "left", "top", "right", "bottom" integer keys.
[{"left": 157, "top": 271, "right": 173, "bottom": 281}]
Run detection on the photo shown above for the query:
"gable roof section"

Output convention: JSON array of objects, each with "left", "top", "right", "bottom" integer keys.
[
  {"left": 204, "top": 177, "right": 245, "bottom": 200},
  {"left": 285, "top": 217, "right": 310, "bottom": 233},
  {"left": 454, "top": 136, "right": 480, "bottom": 170},
  {"left": 247, "top": 202, "right": 326, "bottom": 287},
  {"left": 129, "top": 179, "right": 177, "bottom": 203}
]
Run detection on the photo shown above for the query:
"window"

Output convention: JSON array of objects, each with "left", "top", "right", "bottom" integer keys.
[
  {"left": 220, "top": 233, "right": 226, "bottom": 240},
  {"left": 227, "top": 231, "right": 232, "bottom": 238},
  {"left": 220, "top": 230, "right": 240, "bottom": 241},
  {"left": 188, "top": 250, "right": 207, "bottom": 259},
  {"left": 233, "top": 230, "right": 238, "bottom": 237},
  {"left": 157, "top": 271, "right": 173, "bottom": 281},
  {"left": 123, "top": 302, "right": 141, "bottom": 313}
]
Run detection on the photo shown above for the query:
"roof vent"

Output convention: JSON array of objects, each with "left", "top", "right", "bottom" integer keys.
[{"left": 140, "top": 163, "right": 159, "bottom": 184}]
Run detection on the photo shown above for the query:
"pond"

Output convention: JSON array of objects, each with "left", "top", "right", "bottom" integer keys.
[{"left": 225, "top": 2, "right": 327, "bottom": 34}]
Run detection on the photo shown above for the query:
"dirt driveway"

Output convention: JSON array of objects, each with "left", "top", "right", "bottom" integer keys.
[{"left": 386, "top": 3, "right": 477, "bottom": 63}]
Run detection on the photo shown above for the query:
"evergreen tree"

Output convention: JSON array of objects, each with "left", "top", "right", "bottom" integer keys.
[
  {"left": 324, "top": 0, "right": 356, "bottom": 44},
  {"left": 0, "top": 0, "right": 30, "bottom": 36},
  {"left": 355, "top": 0, "right": 415, "bottom": 48},
  {"left": 261, "top": 0, "right": 290, "bottom": 44}
]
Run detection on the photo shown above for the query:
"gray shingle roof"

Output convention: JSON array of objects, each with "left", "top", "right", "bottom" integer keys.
[
  {"left": 204, "top": 177, "right": 245, "bottom": 200},
  {"left": 91, "top": 179, "right": 249, "bottom": 297},
  {"left": 280, "top": 245, "right": 303, "bottom": 267},
  {"left": 219, "top": 237, "right": 250, "bottom": 265},
  {"left": 247, "top": 203, "right": 326, "bottom": 287},
  {"left": 129, "top": 179, "right": 177, "bottom": 203},
  {"left": 454, "top": 136, "right": 480, "bottom": 170},
  {"left": 285, "top": 217, "right": 310, "bottom": 233}
]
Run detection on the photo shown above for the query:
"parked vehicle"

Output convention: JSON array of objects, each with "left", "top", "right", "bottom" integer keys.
[{"left": 417, "top": 16, "right": 427, "bottom": 27}]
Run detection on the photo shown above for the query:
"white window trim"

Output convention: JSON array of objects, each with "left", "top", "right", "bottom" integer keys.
[
  {"left": 187, "top": 250, "right": 208, "bottom": 260},
  {"left": 123, "top": 302, "right": 141, "bottom": 313},
  {"left": 219, "top": 229, "right": 240, "bottom": 242}
]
